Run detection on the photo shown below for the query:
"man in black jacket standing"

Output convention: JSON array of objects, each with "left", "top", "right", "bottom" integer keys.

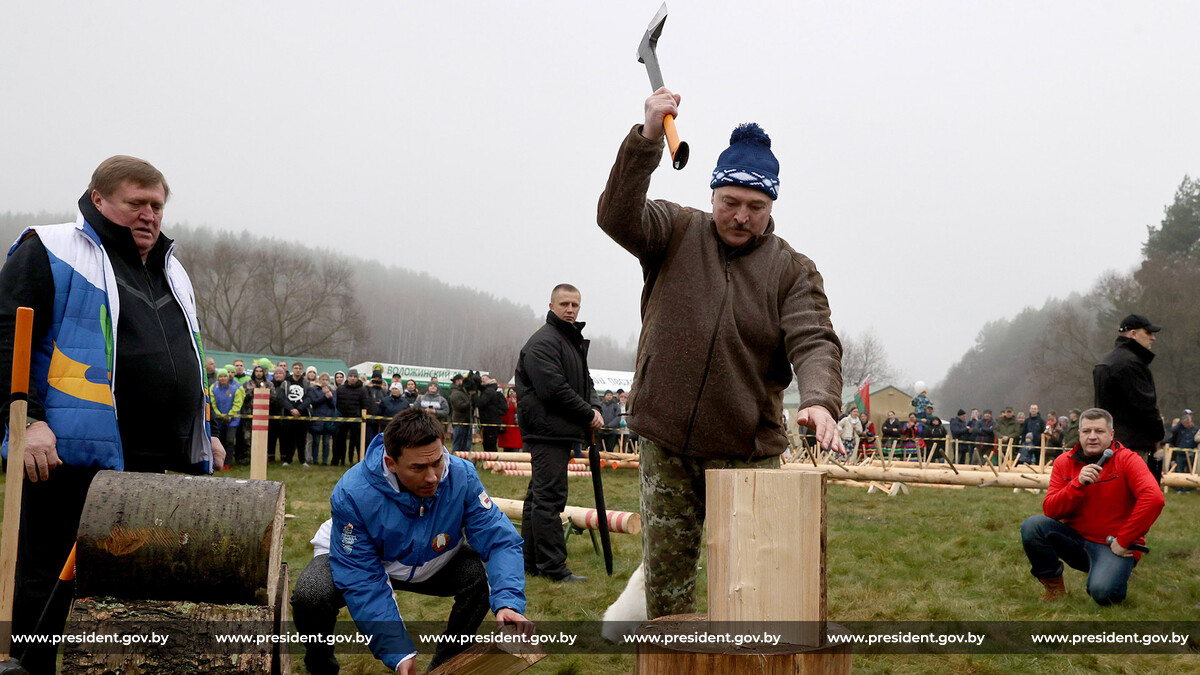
[
  {"left": 1094, "top": 314, "right": 1165, "bottom": 480},
  {"left": 474, "top": 374, "right": 508, "bottom": 454},
  {"left": 515, "top": 284, "right": 602, "bottom": 583}
]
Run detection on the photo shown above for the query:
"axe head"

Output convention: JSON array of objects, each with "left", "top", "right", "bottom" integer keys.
[{"left": 637, "top": 2, "right": 669, "bottom": 91}]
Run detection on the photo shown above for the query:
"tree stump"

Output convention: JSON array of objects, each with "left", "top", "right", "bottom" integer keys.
[
  {"left": 76, "top": 471, "right": 286, "bottom": 606},
  {"left": 634, "top": 614, "right": 852, "bottom": 675}
]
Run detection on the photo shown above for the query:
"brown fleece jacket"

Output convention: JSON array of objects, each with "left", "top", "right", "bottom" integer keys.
[{"left": 597, "top": 125, "right": 843, "bottom": 460}]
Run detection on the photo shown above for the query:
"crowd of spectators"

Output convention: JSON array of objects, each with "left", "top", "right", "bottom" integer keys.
[
  {"left": 202, "top": 358, "right": 636, "bottom": 468},
  {"left": 827, "top": 394, "right": 1197, "bottom": 485}
]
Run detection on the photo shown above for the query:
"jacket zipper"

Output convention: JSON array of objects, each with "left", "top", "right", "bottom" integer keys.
[
  {"left": 142, "top": 262, "right": 179, "bottom": 385},
  {"left": 682, "top": 254, "right": 732, "bottom": 452}
]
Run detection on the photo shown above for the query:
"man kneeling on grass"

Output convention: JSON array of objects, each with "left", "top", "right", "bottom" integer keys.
[
  {"left": 1020, "top": 407, "right": 1164, "bottom": 605},
  {"left": 291, "top": 407, "right": 530, "bottom": 674}
]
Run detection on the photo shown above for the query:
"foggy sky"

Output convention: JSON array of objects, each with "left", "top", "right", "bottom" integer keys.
[{"left": 3, "top": 1, "right": 1197, "bottom": 386}]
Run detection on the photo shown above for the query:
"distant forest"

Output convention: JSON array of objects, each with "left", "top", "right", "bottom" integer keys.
[
  {"left": 0, "top": 212, "right": 637, "bottom": 378},
  {"left": 934, "top": 176, "right": 1200, "bottom": 419}
]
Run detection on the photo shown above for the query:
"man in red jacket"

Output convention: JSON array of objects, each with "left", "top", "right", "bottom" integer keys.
[{"left": 1020, "top": 407, "right": 1164, "bottom": 605}]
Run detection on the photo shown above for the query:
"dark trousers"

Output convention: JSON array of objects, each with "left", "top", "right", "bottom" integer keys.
[
  {"left": 290, "top": 550, "right": 489, "bottom": 674},
  {"left": 235, "top": 420, "right": 251, "bottom": 464},
  {"left": 12, "top": 464, "right": 102, "bottom": 674},
  {"left": 600, "top": 434, "right": 619, "bottom": 454},
  {"left": 452, "top": 423, "right": 472, "bottom": 455},
  {"left": 279, "top": 416, "right": 307, "bottom": 463},
  {"left": 267, "top": 418, "right": 281, "bottom": 461},
  {"left": 1020, "top": 515, "right": 1137, "bottom": 605},
  {"left": 521, "top": 440, "right": 575, "bottom": 579},
  {"left": 334, "top": 421, "right": 360, "bottom": 465},
  {"left": 481, "top": 426, "right": 500, "bottom": 454}
]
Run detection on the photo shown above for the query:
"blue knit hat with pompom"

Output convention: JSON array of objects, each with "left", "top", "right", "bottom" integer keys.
[{"left": 710, "top": 123, "right": 780, "bottom": 200}]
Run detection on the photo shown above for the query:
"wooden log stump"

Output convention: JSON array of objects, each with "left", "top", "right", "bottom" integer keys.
[
  {"left": 62, "top": 598, "right": 274, "bottom": 674},
  {"left": 76, "top": 471, "right": 286, "bottom": 606},
  {"left": 271, "top": 563, "right": 291, "bottom": 675},
  {"left": 634, "top": 614, "right": 851, "bottom": 675}
]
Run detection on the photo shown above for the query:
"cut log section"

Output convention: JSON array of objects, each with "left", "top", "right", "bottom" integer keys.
[
  {"left": 426, "top": 630, "right": 545, "bottom": 675},
  {"left": 633, "top": 614, "right": 851, "bottom": 675},
  {"left": 76, "top": 471, "right": 286, "bottom": 606},
  {"left": 490, "top": 497, "right": 641, "bottom": 535},
  {"left": 271, "top": 563, "right": 291, "bottom": 675},
  {"left": 62, "top": 598, "right": 274, "bottom": 674}
]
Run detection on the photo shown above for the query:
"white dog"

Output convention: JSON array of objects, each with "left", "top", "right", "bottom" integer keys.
[{"left": 601, "top": 562, "right": 647, "bottom": 643}]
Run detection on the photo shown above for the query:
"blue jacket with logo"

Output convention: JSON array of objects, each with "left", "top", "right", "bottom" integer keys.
[{"left": 326, "top": 435, "right": 525, "bottom": 670}]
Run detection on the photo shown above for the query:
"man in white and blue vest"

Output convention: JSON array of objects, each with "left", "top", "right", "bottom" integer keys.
[{"left": 0, "top": 156, "right": 224, "bottom": 674}]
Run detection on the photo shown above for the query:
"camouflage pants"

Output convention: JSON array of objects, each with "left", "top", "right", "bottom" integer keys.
[{"left": 640, "top": 439, "right": 780, "bottom": 619}]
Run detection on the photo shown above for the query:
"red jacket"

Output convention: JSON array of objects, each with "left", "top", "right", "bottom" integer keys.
[
  {"left": 1043, "top": 440, "right": 1164, "bottom": 560},
  {"left": 498, "top": 402, "right": 523, "bottom": 450}
]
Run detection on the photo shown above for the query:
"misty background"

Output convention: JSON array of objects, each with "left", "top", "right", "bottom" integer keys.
[{"left": 3, "top": 1, "right": 1198, "bottom": 412}]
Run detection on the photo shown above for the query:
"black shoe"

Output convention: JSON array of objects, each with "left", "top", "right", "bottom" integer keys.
[
  {"left": 303, "top": 651, "right": 339, "bottom": 675},
  {"left": 550, "top": 573, "right": 587, "bottom": 583}
]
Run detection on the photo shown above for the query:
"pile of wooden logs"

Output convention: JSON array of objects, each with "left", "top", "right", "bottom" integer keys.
[{"left": 63, "top": 471, "right": 289, "bottom": 674}]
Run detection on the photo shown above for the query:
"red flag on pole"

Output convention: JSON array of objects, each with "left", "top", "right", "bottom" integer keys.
[{"left": 854, "top": 375, "right": 870, "bottom": 418}]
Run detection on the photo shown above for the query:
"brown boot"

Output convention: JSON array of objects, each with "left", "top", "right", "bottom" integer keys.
[{"left": 1039, "top": 575, "right": 1066, "bottom": 601}]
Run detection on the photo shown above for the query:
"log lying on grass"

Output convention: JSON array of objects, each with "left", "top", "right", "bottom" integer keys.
[
  {"left": 491, "top": 497, "right": 641, "bottom": 534},
  {"left": 76, "top": 471, "right": 287, "bottom": 606},
  {"left": 453, "top": 451, "right": 638, "bottom": 461},
  {"left": 782, "top": 461, "right": 1200, "bottom": 489}
]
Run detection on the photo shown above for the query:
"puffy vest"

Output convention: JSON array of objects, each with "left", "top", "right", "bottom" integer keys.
[{"left": 2, "top": 215, "right": 211, "bottom": 471}]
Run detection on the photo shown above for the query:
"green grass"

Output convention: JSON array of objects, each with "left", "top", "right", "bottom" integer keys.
[{"left": 6, "top": 461, "right": 1199, "bottom": 674}]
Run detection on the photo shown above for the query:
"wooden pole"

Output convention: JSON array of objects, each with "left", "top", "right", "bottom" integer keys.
[
  {"left": 0, "top": 306, "right": 33, "bottom": 661},
  {"left": 1038, "top": 435, "right": 1047, "bottom": 467},
  {"left": 250, "top": 386, "right": 269, "bottom": 481},
  {"left": 490, "top": 497, "right": 641, "bottom": 535},
  {"left": 707, "top": 469, "right": 826, "bottom": 647},
  {"left": 358, "top": 409, "right": 368, "bottom": 464}
]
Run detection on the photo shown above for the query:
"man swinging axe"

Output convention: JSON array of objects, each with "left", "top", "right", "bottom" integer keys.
[{"left": 598, "top": 3, "right": 845, "bottom": 621}]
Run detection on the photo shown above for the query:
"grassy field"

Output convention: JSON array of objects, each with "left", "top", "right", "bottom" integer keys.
[{"left": 5, "top": 459, "right": 1198, "bottom": 674}]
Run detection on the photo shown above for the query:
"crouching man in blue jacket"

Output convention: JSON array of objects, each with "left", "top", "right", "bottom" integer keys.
[{"left": 291, "top": 407, "right": 530, "bottom": 674}]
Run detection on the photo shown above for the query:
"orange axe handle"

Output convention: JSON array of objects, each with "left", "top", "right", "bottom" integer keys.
[
  {"left": 10, "top": 307, "right": 33, "bottom": 396},
  {"left": 662, "top": 114, "right": 689, "bottom": 170},
  {"left": 1, "top": 307, "right": 34, "bottom": 660}
]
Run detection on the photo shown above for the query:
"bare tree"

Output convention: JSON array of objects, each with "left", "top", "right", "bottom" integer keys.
[{"left": 840, "top": 329, "right": 900, "bottom": 388}]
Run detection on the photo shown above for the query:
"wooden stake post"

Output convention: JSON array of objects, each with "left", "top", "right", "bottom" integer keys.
[
  {"left": 250, "top": 386, "right": 269, "bottom": 480},
  {"left": 0, "top": 306, "right": 33, "bottom": 661}
]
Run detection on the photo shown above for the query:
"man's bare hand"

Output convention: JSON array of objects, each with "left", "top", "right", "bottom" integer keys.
[
  {"left": 211, "top": 436, "right": 226, "bottom": 470},
  {"left": 590, "top": 410, "right": 604, "bottom": 430},
  {"left": 1109, "top": 539, "right": 1133, "bottom": 558},
  {"left": 24, "top": 421, "right": 61, "bottom": 482},
  {"left": 496, "top": 607, "right": 534, "bottom": 636},
  {"left": 396, "top": 657, "right": 415, "bottom": 675},
  {"left": 796, "top": 406, "right": 839, "bottom": 451},
  {"left": 641, "top": 87, "right": 681, "bottom": 142},
  {"left": 1078, "top": 463, "right": 1101, "bottom": 485}
]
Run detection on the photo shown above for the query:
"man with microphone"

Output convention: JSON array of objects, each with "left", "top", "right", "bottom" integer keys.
[{"left": 1019, "top": 408, "right": 1164, "bottom": 605}]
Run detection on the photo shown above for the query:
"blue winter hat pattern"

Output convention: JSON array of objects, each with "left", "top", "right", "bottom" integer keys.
[{"left": 710, "top": 123, "right": 780, "bottom": 200}]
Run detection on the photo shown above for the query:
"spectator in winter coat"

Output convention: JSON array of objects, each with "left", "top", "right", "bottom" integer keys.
[
  {"left": 205, "top": 356, "right": 218, "bottom": 390},
  {"left": 498, "top": 388, "right": 523, "bottom": 451},
  {"left": 994, "top": 407, "right": 1022, "bottom": 451},
  {"left": 280, "top": 362, "right": 313, "bottom": 465},
  {"left": 837, "top": 407, "right": 862, "bottom": 458},
  {"left": 911, "top": 390, "right": 931, "bottom": 419},
  {"left": 448, "top": 375, "right": 474, "bottom": 456},
  {"left": 1062, "top": 409, "right": 1081, "bottom": 449},
  {"left": 308, "top": 378, "right": 338, "bottom": 466},
  {"left": 419, "top": 382, "right": 450, "bottom": 425},
  {"left": 1167, "top": 413, "right": 1197, "bottom": 493},
  {"left": 901, "top": 413, "right": 923, "bottom": 457},
  {"left": 1094, "top": 314, "right": 1165, "bottom": 480},
  {"left": 950, "top": 409, "right": 971, "bottom": 463},
  {"left": 231, "top": 359, "right": 250, "bottom": 386},
  {"left": 334, "top": 369, "right": 368, "bottom": 466},
  {"left": 403, "top": 379, "right": 419, "bottom": 404},
  {"left": 364, "top": 369, "right": 387, "bottom": 440},
  {"left": 378, "top": 382, "right": 412, "bottom": 422},
  {"left": 974, "top": 410, "right": 997, "bottom": 462},
  {"left": 923, "top": 416, "right": 949, "bottom": 463},
  {"left": 598, "top": 390, "right": 622, "bottom": 453},
  {"left": 210, "top": 370, "right": 245, "bottom": 457},
  {"left": 270, "top": 366, "right": 288, "bottom": 460},
  {"left": 857, "top": 412, "right": 875, "bottom": 452},
  {"left": 474, "top": 375, "right": 508, "bottom": 454},
  {"left": 1020, "top": 405, "right": 1046, "bottom": 465},
  {"left": 238, "top": 365, "right": 271, "bottom": 464}
]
